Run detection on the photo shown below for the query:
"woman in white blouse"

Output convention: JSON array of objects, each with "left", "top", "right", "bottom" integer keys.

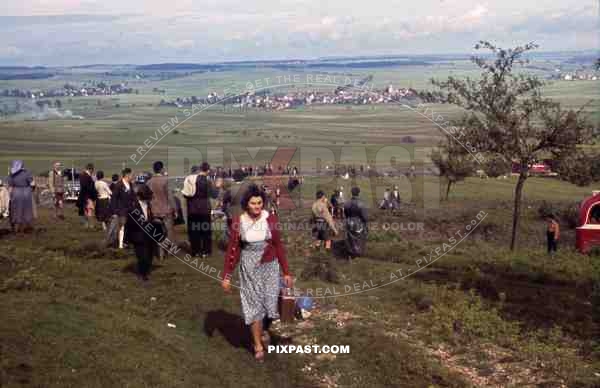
[{"left": 94, "top": 171, "right": 112, "bottom": 231}]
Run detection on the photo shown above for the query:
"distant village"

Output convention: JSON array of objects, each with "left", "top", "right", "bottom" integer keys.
[
  {"left": 548, "top": 69, "right": 599, "bottom": 81},
  {"left": 158, "top": 84, "right": 442, "bottom": 110},
  {"left": 1, "top": 82, "right": 138, "bottom": 99}
]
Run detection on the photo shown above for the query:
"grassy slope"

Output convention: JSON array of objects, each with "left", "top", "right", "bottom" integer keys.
[{"left": 2, "top": 176, "right": 600, "bottom": 387}]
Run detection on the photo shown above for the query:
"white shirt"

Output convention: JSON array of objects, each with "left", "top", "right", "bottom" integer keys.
[
  {"left": 95, "top": 180, "right": 112, "bottom": 199},
  {"left": 123, "top": 180, "right": 131, "bottom": 192},
  {"left": 139, "top": 200, "right": 149, "bottom": 221},
  {"left": 181, "top": 174, "right": 197, "bottom": 197},
  {"left": 240, "top": 210, "right": 269, "bottom": 243}
]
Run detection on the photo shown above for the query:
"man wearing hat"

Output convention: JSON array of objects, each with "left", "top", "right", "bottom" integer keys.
[{"left": 48, "top": 161, "right": 65, "bottom": 220}]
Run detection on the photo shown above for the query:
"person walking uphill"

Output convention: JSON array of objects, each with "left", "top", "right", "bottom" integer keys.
[
  {"left": 546, "top": 215, "right": 560, "bottom": 256},
  {"left": 221, "top": 184, "right": 293, "bottom": 362},
  {"left": 48, "top": 161, "right": 65, "bottom": 220},
  {"left": 344, "top": 187, "right": 369, "bottom": 259},
  {"left": 110, "top": 168, "right": 136, "bottom": 249},
  {"left": 147, "top": 161, "right": 175, "bottom": 260},
  {"left": 127, "top": 185, "right": 156, "bottom": 281},
  {"left": 182, "top": 162, "right": 221, "bottom": 258},
  {"left": 312, "top": 190, "right": 338, "bottom": 250},
  {"left": 7, "top": 160, "right": 34, "bottom": 233},
  {"left": 94, "top": 171, "right": 112, "bottom": 231},
  {"left": 77, "top": 163, "right": 97, "bottom": 229}
]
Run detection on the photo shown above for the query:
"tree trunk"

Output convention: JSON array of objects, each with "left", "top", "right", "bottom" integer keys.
[
  {"left": 446, "top": 180, "right": 452, "bottom": 201},
  {"left": 510, "top": 171, "right": 528, "bottom": 250}
]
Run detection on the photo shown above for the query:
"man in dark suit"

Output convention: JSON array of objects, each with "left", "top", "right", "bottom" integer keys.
[
  {"left": 127, "top": 184, "right": 157, "bottom": 281},
  {"left": 183, "top": 162, "right": 221, "bottom": 257}
]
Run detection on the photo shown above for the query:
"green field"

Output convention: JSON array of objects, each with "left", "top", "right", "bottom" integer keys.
[
  {"left": 0, "top": 62, "right": 598, "bottom": 175},
  {"left": 1, "top": 62, "right": 600, "bottom": 387}
]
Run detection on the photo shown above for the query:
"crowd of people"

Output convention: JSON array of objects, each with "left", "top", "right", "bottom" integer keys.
[{"left": 1, "top": 158, "right": 373, "bottom": 362}]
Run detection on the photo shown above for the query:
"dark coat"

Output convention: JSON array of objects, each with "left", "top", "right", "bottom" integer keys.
[
  {"left": 77, "top": 171, "right": 97, "bottom": 210},
  {"left": 185, "top": 175, "right": 218, "bottom": 216},
  {"left": 110, "top": 180, "right": 136, "bottom": 217},
  {"left": 126, "top": 200, "right": 154, "bottom": 245}
]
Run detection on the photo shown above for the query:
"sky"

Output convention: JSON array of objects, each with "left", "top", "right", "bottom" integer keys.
[{"left": 0, "top": 0, "right": 598, "bottom": 66}]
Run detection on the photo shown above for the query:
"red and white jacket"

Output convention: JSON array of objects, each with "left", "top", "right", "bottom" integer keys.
[{"left": 223, "top": 212, "right": 290, "bottom": 279}]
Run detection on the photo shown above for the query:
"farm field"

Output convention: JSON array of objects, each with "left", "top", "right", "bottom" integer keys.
[
  {"left": 0, "top": 63, "right": 598, "bottom": 175},
  {"left": 1, "top": 58, "right": 600, "bottom": 387}
]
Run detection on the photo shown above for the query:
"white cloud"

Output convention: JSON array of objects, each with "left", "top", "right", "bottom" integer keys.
[
  {"left": 0, "top": 0, "right": 596, "bottom": 65},
  {"left": 165, "top": 39, "right": 195, "bottom": 49}
]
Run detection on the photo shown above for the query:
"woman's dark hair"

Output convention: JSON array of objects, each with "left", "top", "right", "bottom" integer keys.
[
  {"left": 351, "top": 187, "right": 360, "bottom": 196},
  {"left": 96, "top": 170, "right": 104, "bottom": 180},
  {"left": 241, "top": 183, "right": 266, "bottom": 210},
  {"left": 316, "top": 190, "right": 325, "bottom": 199},
  {"left": 111, "top": 174, "right": 119, "bottom": 182}
]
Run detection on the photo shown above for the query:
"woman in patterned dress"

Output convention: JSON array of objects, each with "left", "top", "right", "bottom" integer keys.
[{"left": 222, "top": 184, "right": 293, "bottom": 362}]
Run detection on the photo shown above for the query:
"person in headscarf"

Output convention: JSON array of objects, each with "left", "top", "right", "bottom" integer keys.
[
  {"left": 0, "top": 179, "right": 9, "bottom": 218},
  {"left": 343, "top": 187, "right": 368, "bottom": 259},
  {"left": 7, "top": 160, "right": 34, "bottom": 233},
  {"left": 48, "top": 161, "right": 65, "bottom": 220}
]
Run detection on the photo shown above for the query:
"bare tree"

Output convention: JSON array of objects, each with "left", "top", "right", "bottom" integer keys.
[{"left": 433, "top": 41, "right": 592, "bottom": 250}]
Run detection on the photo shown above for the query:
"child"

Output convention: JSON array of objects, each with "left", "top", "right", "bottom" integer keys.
[
  {"left": 546, "top": 215, "right": 560, "bottom": 256},
  {"left": 127, "top": 185, "right": 157, "bottom": 281}
]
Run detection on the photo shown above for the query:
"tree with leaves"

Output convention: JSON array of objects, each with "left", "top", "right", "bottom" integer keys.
[
  {"left": 483, "top": 154, "right": 512, "bottom": 178},
  {"left": 430, "top": 137, "right": 475, "bottom": 200},
  {"left": 433, "top": 41, "right": 592, "bottom": 250},
  {"left": 558, "top": 153, "right": 600, "bottom": 187}
]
